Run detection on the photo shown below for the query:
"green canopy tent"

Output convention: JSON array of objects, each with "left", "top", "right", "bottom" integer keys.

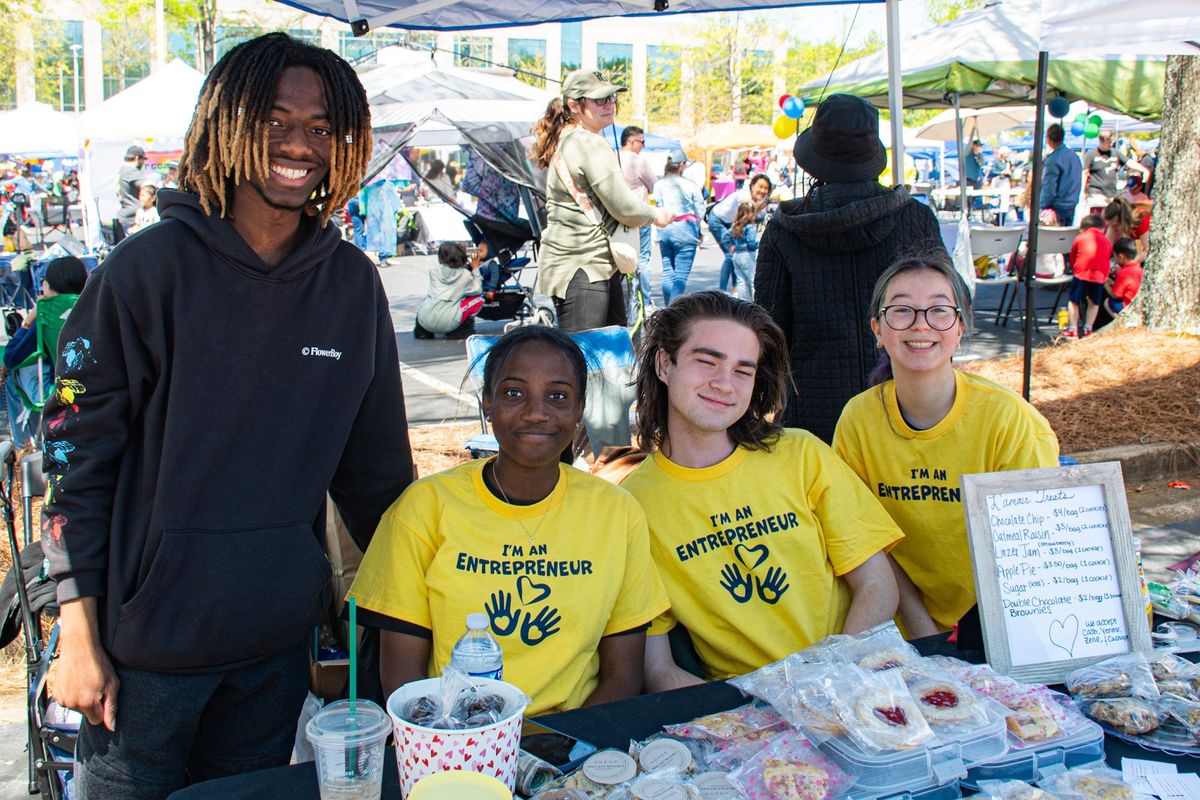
[{"left": 797, "top": 0, "right": 1165, "bottom": 119}]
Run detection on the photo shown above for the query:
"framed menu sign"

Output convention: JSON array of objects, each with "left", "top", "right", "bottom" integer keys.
[{"left": 962, "top": 461, "right": 1152, "bottom": 685}]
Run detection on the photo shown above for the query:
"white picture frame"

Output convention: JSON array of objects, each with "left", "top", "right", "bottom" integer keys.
[{"left": 962, "top": 461, "right": 1153, "bottom": 685}]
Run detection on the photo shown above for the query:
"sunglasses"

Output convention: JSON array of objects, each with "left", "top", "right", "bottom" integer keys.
[{"left": 587, "top": 95, "right": 618, "bottom": 107}]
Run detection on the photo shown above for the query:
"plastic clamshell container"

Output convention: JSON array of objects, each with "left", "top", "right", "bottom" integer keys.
[
  {"left": 816, "top": 703, "right": 1008, "bottom": 794},
  {"left": 848, "top": 777, "right": 963, "bottom": 800},
  {"left": 961, "top": 713, "right": 1105, "bottom": 789}
]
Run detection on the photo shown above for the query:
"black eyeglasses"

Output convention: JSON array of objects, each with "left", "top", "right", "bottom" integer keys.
[
  {"left": 588, "top": 95, "right": 617, "bottom": 107},
  {"left": 879, "top": 304, "right": 961, "bottom": 331}
]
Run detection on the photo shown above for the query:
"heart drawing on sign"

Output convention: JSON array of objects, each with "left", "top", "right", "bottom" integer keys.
[
  {"left": 1048, "top": 614, "right": 1080, "bottom": 658},
  {"left": 517, "top": 575, "right": 552, "bottom": 605},
  {"left": 734, "top": 543, "right": 769, "bottom": 571}
]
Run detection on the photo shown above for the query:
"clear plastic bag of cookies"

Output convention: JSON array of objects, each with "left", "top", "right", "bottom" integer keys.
[
  {"left": 1039, "top": 766, "right": 1135, "bottom": 800},
  {"left": 728, "top": 732, "right": 853, "bottom": 800},
  {"left": 728, "top": 654, "right": 801, "bottom": 711},
  {"left": 663, "top": 704, "right": 784, "bottom": 745},
  {"left": 1079, "top": 697, "right": 1166, "bottom": 736},
  {"left": 705, "top": 720, "right": 791, "bottom": 770},
  {"left": 977, "top": 779, "right": 1062, "bottom": 800},
  {"left": 833, "top": 621, "right": 922, "bottom": 672},
  {"left": 996, "top": 686, "right": 1070, "bottom": 742},
  {"left": 1065, "top": 653, "right": 1159, "bottom": 700},
  {"left": 1156, "top": 691, "right": 1200, "bottom": 737},
  {"left": 730, "top": 659, "right": 846, "bottom": 737},
  {"left": 1147, "top": 652, "right": 1200, "bottom": 700},
  {"left": 899, "top": 663, "right": 994, "bottom": 729},
  {"left": 830, "top": 665, "right": 935, "bottom": 751}
]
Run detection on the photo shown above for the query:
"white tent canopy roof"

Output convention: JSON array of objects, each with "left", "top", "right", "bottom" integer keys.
[
  {"left": 915, "top": 107, "right": 1031, "bottom": 141},
  {"left": 0, "top": 102, "right": 81, "bottom": 155},
  {"left": 1039, "top": 0, "right": 1200, "bottom": 55},
  {"left": 276, "top": 0, "right": 885, "bottom": 33},
  {"left": 81, "top": 59, "right": 204, "bottom": 143}
]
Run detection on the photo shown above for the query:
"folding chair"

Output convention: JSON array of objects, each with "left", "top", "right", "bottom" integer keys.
[
  {"left": 8, "top": 292, "right": 80, "bottom": 446},
  {"left": 2, "top": 446, "right": 76, "bottom": 799},
  {"left": 969, "top": 226, "right": 1024, "bottom": 327},
  {"left": 1000, "top": 226, "right": 1079, "bottom": 328},
  {"left": 40, "top": 196, "right": 71, "bottom": 237},
  {"left": 462, "top": 326, "right": 638, "bottom": 460}
]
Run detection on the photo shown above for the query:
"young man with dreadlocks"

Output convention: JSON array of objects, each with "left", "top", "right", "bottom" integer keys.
[
  {"left": 621, "top": 291, "right": 902, "bottom": 691},
  {"left": 42, "top": 33, "right": 414, "bottom": 798}
]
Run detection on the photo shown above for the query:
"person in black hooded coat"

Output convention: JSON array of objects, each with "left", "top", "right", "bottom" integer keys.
[{"left": 755, "top": 94, "right": 948, "bottom": 443}]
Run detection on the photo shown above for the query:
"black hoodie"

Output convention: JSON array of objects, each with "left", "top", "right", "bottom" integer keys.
[
  {"left": 754, "top": 183, "right": 946, "bottom": 443},
  {"left": 44, "top": 190, "right": 414, "bottom": 672}
]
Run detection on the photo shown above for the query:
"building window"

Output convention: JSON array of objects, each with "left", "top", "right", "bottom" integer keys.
[
  {"left": 454, "top": 35, "right": 493, "bottom": 67},
  {"left": 339, "top": 30, "right": 414, "bottom": 66},
  {"left": 508, "top": 38, "right": 547, "bottom": 88},
  {"left": 560, "top": 21, "right": 582, "bottom": 74},
  {"left": 30, "top": 20, "right": 84, "bottom": 111},
  {"left": 596, "top": 42, "right": 633, "bottom": 91},
  {"left": 101, "top": 23, "right": 150, "bottom": 100},
  {"left": 646, "top": 45, "right": 680, "bottom": 125}
]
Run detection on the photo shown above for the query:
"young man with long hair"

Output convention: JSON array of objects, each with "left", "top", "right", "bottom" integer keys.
[{"left": 44, "top": 33, "right": 414, "bottom": 798}]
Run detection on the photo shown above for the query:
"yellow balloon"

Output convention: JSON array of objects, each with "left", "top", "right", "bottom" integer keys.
[{"left": 773, "top": 116, "right": 796, "bottom": 139}]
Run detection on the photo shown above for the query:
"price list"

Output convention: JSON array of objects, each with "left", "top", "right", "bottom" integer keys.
[{"left": 986, "top": 483, "right": 1130, "bottom": 667}]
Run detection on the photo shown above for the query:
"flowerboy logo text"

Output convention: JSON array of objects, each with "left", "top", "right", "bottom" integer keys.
[{"left": 301, "top": 346, "right": 342, "bottom": 360}]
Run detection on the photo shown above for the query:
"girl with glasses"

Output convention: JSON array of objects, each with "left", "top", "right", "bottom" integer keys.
[
  {"left": 529, "top": 70, "right": 672, "bottom": 331},
  {"left": 833, "top": 254, "right": 1059, "bottom": 645}
]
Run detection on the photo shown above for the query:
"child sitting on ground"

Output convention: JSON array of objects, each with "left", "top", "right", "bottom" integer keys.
[
  {"left": 1064, "top": 214, "right": 1112, "bottom": 340},
  {"left": 728, "top": 201, "right": 760, "bottom": 303},
  {"left": 413, "top": 241, "right": 484, "bottom": 340},
  {"left": 1104, "top": 237, "right": 1142, "bottom": 317}
]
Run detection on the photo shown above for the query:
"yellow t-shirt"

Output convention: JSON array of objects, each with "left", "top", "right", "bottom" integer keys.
[
  {"left": 622, "top": 429, "right": 904, "bottom": 680},
  {"left": 348, "top": 459, "right": 669, "bottom": 716},
  {"left": 833, "top": 370, "right": 1060, "bottom": 631}
]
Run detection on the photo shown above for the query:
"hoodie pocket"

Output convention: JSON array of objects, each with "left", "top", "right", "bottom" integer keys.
[{"left": 110, "top": 522, "right": 331, "bottom": 670}]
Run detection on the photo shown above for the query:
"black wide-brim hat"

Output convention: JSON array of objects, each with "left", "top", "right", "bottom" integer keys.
[{"left": 794, "top": 94, "right": 887, "bottom": 183}]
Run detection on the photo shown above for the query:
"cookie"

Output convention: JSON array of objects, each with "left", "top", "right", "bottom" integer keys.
[
  {"left": 852, "top": 690, "right": 931, "bottom": 749},
  {"left": 1069, "top": 674, "right": 1131, "bottom": 699},
  {"left": 1074, "top": 775, "right": 1134, "bottom": 800},
  {"left": 856, "top": 648, "right": 917, "bottom": 672},
  {"left": 1004, "top": 697, "right": 1062, "bottom": 742},
  {"left": 761, "top": 759, "right": 829, "bottom": 800},
  {"left": 911, "top": 682, "right": 977, "bottom": 724},
  {"left": 1084, "top": 698, "right": 1161, "bottom": 736}
]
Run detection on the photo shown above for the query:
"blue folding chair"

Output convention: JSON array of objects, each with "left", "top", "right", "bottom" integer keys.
[{"left": 462, "top": 326, "right": 639, "bottom": 460}]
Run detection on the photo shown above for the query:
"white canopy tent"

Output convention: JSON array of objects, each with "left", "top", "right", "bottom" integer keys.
[
  {"left": 0, "top": 103, "right": 82, "bottom": 156},
  {"left": 1039, "top": 0, "right": 1200, "bottom": 56},
  {"left": 80, "top": 59, "right": 205, "bottom": 225}
]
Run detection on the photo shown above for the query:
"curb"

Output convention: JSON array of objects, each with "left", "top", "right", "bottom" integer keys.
[{"left": 1069, "top": 441, "right": 1200, "bottom": 484}]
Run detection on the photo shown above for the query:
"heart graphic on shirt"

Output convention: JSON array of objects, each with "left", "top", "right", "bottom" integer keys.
[
  {"left": 517, "top": 575, "right": 552, "bottom": 605},
  {"left": 734, "top": 543, "right": 769, "bottom": 571},
  {"left": 1048, "top": 613, "right": 1080, "bottom": 659}
]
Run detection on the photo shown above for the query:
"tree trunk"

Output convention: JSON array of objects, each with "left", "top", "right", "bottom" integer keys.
[
  {"left": 198, "top": 0, "right": 217, "bottom": 72},
  {"left": 1130, "top": 54, "right": 1200, "bottom": 334}
]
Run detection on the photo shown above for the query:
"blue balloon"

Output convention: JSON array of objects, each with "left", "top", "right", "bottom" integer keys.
[
  {"left": 1048, "top": 97, "right": 1071, "bottom": 119},
  {"left": 1070, "top": 121, "right": 1085, "bottom": 136},
  {"left": 782, "top": 96, "right": 805, "bottom": 119}
]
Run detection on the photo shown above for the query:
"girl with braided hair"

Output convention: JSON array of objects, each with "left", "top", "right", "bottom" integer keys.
[{"left": 45, "top": 33, "right": 415, "bottom": 799}]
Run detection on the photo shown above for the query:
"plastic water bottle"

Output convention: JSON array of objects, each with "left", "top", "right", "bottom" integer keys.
[
  {"left": 1057, "top": 308, "right": 1069, "bottom": 330},
  {"left": 449, "top": 613, "right": 503, "bottom": 680}
]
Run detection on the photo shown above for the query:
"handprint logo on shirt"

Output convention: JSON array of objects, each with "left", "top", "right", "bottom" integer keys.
[
  {"left": 485, "top": 582, "right": 561, "bottom": 647},
  {"left": 720, "top": 545, "right": 790, "bottom": 605}
]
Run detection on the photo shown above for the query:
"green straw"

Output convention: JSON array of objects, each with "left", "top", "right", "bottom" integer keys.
[{"left": 349, "top": 597, "right": 357, "bottom": 718}]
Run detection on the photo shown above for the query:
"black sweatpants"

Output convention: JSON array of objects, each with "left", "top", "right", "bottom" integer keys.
[{"left": 74, "top": 638, "right": 309, "bottom": 800}]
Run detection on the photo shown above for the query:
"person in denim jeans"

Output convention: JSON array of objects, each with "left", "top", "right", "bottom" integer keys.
[
  {"left": 655, "top": 158, "right": 706, "bottom": 304},
  {"left": 706, "top": 174, "right": 771, "bottom": 296},
  {"left": 728, "top": 201, "right": 760, "bottom": 303}
]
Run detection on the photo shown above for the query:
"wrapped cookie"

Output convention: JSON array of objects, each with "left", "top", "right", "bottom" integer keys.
[
  {"left": 1065, "top": 653, "right": 1158, "bottom": 700},
  {"left": 664, "top": 704, "right": 784, "bottom": 745},
  {"left": 1080, "top": 697, "right": 1165, "bottom": 736},
  {"left": 998, "top": 687, "right": 1068, "bottom": 742},
  {"left": 835, "top": 621, "right": 921, "bottom": 672},
  {"left": 630, "top": 736, "right": 699, "bottom": 776},
  {"left": 1157, "top": 691, "right": 1200, "bottom": 735},
  {"left": 900, "top": 663, "right": 991, "bottom": 728},
  {"left": 833, "top": 666, "right": 934, "bottom": 751},
  {"left": 559, "top": 749, "right": 639, "bottom": 799},
  {"left": 728, "top": 733, "right": 853, "bottom": 800},
  {"left": 1040, "top": 766, "right": 1134, "bottom": 800},
  {"left": 977, "top": 779, "right": 1061, "bottom": 800},
  {"left": 705, "top": 722, "right": 790, "bottom": 770},
  {"left": 730, "top": 660, "right": 845, "bottom": 736}
]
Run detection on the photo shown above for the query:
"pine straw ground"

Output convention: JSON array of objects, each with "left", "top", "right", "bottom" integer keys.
[{"left": 0, "top": 328, "right": 1196, "bottom": 694}]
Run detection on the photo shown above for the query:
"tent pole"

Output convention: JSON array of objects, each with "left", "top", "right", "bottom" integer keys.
[
  {"left": 952, "top": 93, "right": 967, "bottom": 218},
  {"left": 1022, "top": 51, "right": 1050, "bottom": 402},
  {"left": 885, "top": 0, "right": 904, "bottom": 187}
]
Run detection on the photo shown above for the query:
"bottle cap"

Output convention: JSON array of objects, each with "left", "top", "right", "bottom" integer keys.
[{"left": 467, "top": 613, "right": 489, "bottom": 630}]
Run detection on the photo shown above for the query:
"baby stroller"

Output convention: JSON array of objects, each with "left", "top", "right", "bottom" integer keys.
[
  {"left": 462, "top": 214, "right": 554, "bottom": 328},
  {"left": 0, "top": 445, "right": 76, "bottom": 798}
]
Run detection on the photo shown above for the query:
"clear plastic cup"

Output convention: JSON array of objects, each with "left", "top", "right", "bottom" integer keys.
[{"left": 306, "top": 699, "right": 392, "bottom": 800}]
